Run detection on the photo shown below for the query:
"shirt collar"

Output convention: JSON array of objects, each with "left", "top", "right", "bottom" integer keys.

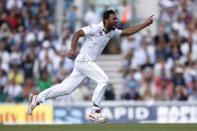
[
  {"left": 99, "top": 22, "right": 111, "bottom": 35},
  {"left": 99, "top": 21, "right": 116, "bottom": 34}
]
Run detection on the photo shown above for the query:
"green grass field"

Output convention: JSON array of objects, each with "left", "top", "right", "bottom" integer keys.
[{"left": 1, "top": 124, "right": 197, "bottom": 131}]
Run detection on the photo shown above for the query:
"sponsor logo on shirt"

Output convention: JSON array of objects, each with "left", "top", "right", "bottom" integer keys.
[{"left": 99, "top": 31, "right": 103, "bottom": 36}]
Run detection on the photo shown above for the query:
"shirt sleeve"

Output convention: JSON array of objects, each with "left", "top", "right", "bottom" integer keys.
[
  {"left": 112, "top": 29, "right": 122, "bottom": 38},
  {"left": 81, "top": 24, "right": 98, "bottom": 36}
]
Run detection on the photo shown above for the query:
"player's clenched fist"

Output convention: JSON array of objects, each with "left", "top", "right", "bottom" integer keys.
[
  {"left": 67, "top": 49, "right": 78, "bottom": 59},
  {"left": 145, "top": 15, "right": 154, "bottom": 27}
]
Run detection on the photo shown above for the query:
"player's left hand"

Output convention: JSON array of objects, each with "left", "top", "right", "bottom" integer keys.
[
  {"left": 145, "top": 15, "right": 154, "bottom": 26},
  {"left": 67, "top": 49, "right": 78, "bottom": 59}
]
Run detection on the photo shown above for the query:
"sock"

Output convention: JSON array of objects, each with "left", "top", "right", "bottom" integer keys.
[
  {"left": 94, "top": 103, "right": 100, "bottom": 107},
  {"left": 92, "top": 104, "right": 101, "bottom": 113}
]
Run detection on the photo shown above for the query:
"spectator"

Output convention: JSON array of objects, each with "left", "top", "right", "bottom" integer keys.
[
  {"left": 140, "top": 67, "right": 156, "bottom": 101},
  {"left": 120, "top": 36, "right": 135, "bottom": 56},
  {"left": 23, "top": 77, "right": 37, "bottom": 100},
  {"left": 66, "top": 5, "right": 78, "bottom": 33},
  {"left": 84, "top": 5, "right": 100, "bottom": 25},
  {"left": 131, "top": 35, "right": 154, "bottom": 68},
  {"left": 155, "top": 73, "right": 173, "bottom": 100},
  {"left": 0, "top": 38, "right": 10, "bottom": 72},
  {"left": 0, "top": 69, "right": 8, "bottom": 102},
  {"left": 4, "top": 78, "right": 23, "bottom": 102},
  {"left": 36, "top": 68, "right": 53, "bottom": 92},
  {"left": 0, "top": 84, "right": 7, "bottom": 102},
  {"left": 8, "top": 62, "right": 24, "bottom": 85},
  {"left": 0, "top": 68, "right": 8, "bottom": 88},
  {"left": 22, "top": 45, "right": 36, "bottom": 78},
  {"left": 6, "top": 8, "right": 21, "bottom": 30},
  {"left": 6, "top": 0, "right": 23, "bottom": 10},
  {"left": 122, "top": 66, "right": 141, "bottom": 100},
  {"left": 37, "top": 40, "right": 56, "bottom": 74},
  {"left": 188, "top": 76, "right": 197, "bottom": 101},
  {"left": 119, "top": 0, "right": 132, "bottom": 29}
]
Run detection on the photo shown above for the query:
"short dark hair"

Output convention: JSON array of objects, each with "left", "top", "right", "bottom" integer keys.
[{"left": 103, "top": 10, "right": 116, "bottom": 23}]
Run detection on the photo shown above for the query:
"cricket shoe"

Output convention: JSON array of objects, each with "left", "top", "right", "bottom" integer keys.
[{"left": 88, "top": 111, "right": 107, "bottom": 123}]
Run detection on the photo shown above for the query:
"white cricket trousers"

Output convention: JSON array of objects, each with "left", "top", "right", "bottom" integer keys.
[{"left": 36, "top": 60, "right": 110, "bottom": 106}]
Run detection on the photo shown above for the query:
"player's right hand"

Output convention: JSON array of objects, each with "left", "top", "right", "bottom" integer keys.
[
  {"left": 145, "top": 15, "right": 154, "bottom": 26},
  {"left": 67, "top": 49, "right": 78, "bottom": 59}
]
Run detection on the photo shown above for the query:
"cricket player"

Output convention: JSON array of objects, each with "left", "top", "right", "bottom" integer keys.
[{"left": 27, "top": 10, "right": 153, "bottom": 123}]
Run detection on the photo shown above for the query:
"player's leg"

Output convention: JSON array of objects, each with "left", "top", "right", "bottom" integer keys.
[
  {"left": 79, "top": 61, "right": 110, "bottom": 123},
  {"left": 27, "top": 66, "right": 85, "bottom": 115}
]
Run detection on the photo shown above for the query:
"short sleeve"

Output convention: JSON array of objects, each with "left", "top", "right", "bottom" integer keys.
[
  {"left": 81, "top": 25, "right": 98, "bottom": 36},
  {"left": 112, "top": 29, "right": 122, "bottom": 38}
]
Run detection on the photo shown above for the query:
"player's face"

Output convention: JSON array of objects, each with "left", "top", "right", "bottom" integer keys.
[{"left": 107, "top": 14, "right": 118, "bottom": 30}]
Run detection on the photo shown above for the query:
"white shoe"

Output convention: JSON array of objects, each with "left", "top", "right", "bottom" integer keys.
[
  {"left": 88, "top": 111, "right": 107, "bottom": 123},
  {"left": 27, "top": 93, "right": 38, "bottom": 115}
]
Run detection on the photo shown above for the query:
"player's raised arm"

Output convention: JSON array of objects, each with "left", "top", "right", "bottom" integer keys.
[
  {"left": 120, "top": 15, "right": 154, "bottom": 36},
  {"left": 67, "top": 30, "right": 85, "bottom": 59}
]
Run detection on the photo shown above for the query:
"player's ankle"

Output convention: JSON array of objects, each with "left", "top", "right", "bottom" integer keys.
[
  {"left": 34, "top": 95, "right": 42, "bottom": 105},
  {"left": 91, "top": 104, "right": 101, "bottom": 113}
]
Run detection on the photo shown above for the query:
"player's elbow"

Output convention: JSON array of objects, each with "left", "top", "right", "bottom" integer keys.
[{"left": 75, "top": 30, "right": 85, "bottom": 37}]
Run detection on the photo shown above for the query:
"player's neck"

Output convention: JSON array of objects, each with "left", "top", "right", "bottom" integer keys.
[{"left": 103, "top": 24, "right": 111, "bottom": 34}]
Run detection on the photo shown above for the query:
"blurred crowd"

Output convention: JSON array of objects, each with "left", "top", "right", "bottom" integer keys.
[
  {"left": 120, "top": 0, "right": 197, "bottom": 102},
  {"left": 0, "top": 0, "right": 74, "bottom": 103},
  {"left": 0, "top": 0, "right": 197, "bottom": 103}
]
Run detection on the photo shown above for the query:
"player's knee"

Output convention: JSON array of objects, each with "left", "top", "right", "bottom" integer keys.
[
  {"left": 98, "top": 79, "right": 110, "bottom": 87},
  {"left": 105, "top": 79, "right": 110, "bottom": 85},
  {"left": 102, "top": 76, "right": 110, "bottom": 84}
]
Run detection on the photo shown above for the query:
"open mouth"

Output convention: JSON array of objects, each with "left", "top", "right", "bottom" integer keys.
[{"left": 114, "top": 22, "right": 117, "bottom": 27}]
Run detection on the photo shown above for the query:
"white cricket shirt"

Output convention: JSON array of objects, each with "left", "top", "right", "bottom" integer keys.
[{"left": 76, "top": 22, "right": 122, "bottom": 61}]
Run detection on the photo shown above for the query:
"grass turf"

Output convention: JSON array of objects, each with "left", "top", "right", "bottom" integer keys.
[{"left": 0, "top": 124, "right": 197, "bottom": 131}]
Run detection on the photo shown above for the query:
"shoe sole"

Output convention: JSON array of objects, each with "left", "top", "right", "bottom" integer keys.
[
  {"left": 27, "top": 93, "right": 33, "bottom": 115},
  {"left": 88, "top": 114, "right": 107, "bottom": 123}
]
